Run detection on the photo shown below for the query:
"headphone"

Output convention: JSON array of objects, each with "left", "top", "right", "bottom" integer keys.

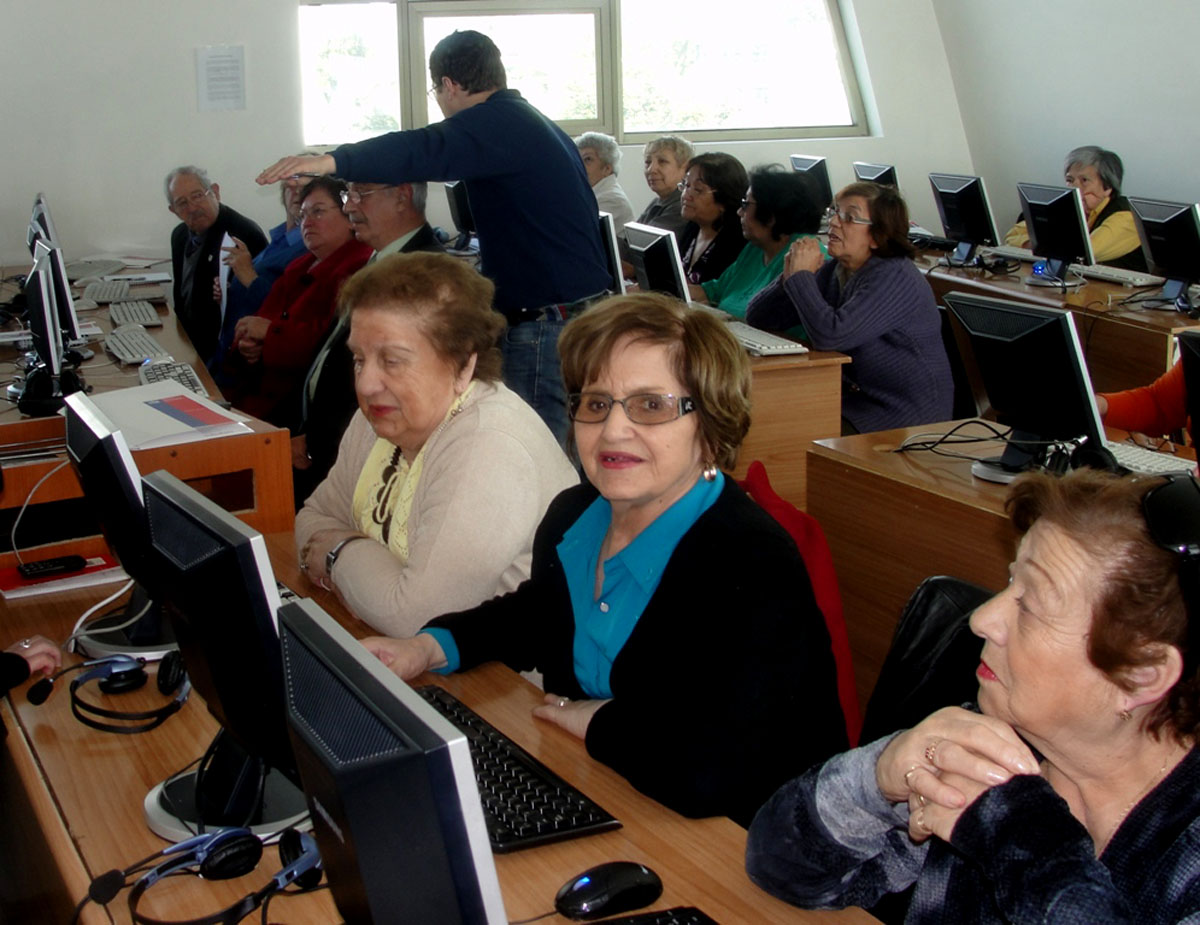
[
  {"left": 80, "top": 827, "right": 321, "bottom": 925},
  {"left": 29, "top": 652, "right": 190, "bottom": 735}
]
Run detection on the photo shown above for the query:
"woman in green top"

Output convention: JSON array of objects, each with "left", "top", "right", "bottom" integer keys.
[{"left": 688, "top": 165, "right": 826, "bottom": 330}]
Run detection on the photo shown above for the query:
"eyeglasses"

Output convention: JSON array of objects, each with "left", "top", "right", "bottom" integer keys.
[
  {"left": 427, "top": 83, "right": 441, "bottom": 99},
  {"left": 1142, "top": 473, "right": 1200, "bottom": 671},
  {"left": 299, "top": 205, "right": 334, "bottom": 221},
  {"left": 677, "top": 180, "right": 712, "bottom": 195},
  {"left": 568, "top": 392, "right": 696, "bottom": 425},
  {"left": 740, "top": 198, "right": 756, "bottom": 210},
  {"left": 339, "top": 186, "right": 395, "bottom": 205},
  {"left": 824, "top": 206, "right": 872, "bottom": 226},
  {"left": 170, "top": 188, "right": 214, "bottom": 212}
]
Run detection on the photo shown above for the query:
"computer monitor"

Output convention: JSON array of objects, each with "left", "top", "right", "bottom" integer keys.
[
  {"left": 1129, "top": 197, "right": 1200, "bottom": 312},
  {"left": 63, "top": 393, "right": 175, "bottom": 661},
  {"left": 623, "top": 221, "right": 688, "bottom": 300},
  {"left": 29, "top": 192, "right": 61, "bottom": 250},
  {"left": 279, "top": 598, "right": 507, "bottom": 924},
  {"left": 444, "top": 180, "right": 476, "bottom": 251},
  {"left": 141, "top": 470, "right": 307, "bottom": 840},
  {"left": 943, "top": 290, "right": 1113, "bottom": 483},
  {"left": 928, "top": 173, "right": 999, "bottom": 266},
  {"left": 12, "top": 241, "right": 84, "bottom": 416},
  {"left": 789, "top": 155, "right": 833, "bottom": 207},
  {"left": 1017, "top": 182, "right": 1095, "bottom": 287},
  {"left": 852, "top": 161, "right": 898, "bottom": 188},
  {"left": 598, "top": 212, "right": 626, "bottom": 295},
  {"left": 1178, "top": 331, "right": 1200, "bottom": 434}
]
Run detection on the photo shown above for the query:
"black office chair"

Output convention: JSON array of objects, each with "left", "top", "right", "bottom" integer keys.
[{"left": 859, "top": 575, "right": 995, "bottom": 745}]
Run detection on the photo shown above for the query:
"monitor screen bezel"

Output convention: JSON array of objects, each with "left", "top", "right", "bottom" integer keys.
[
  {"left": 623, "top": 221, "right": 688, "bottom": 301},
  {"left": 598, "top": 211, "right": 627, "bottom": 295}
]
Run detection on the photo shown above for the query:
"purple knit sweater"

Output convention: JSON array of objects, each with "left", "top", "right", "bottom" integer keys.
[{"left": 747, "top": 256, "right": 953, "bottom": 433}]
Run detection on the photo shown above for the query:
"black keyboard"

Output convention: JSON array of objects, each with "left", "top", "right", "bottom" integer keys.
[
  {"left": 600, "top": 907, "right": 720, "bottom": 924},
  {"left": 415, "top": 685, "right": 621, "bottom": 852}
]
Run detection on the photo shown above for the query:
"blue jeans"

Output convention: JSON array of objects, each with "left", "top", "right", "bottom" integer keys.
[{"left": 501, "top": 318, "right": 568, "bottom": 445}]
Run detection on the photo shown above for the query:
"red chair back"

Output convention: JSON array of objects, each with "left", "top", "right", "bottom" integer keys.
[{"left": 738, "top": 461, "right": 861, "bottom": 746}]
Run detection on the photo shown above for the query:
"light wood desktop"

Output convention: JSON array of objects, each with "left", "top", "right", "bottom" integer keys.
[
  {"left": 0, "top": 534, "right": 878, "bottom": 924},
  {"left": 918, "top": 254, "right": 1198, "bottom": 393},
  {"left": 733, "top": 350, "right": 849, "bottom": 508},
  {"left": 0, "top": 273, "right": 294, "bottom": 569},
  {"left": 806, "top": 421, "right": 1196, "bottom": 711}
]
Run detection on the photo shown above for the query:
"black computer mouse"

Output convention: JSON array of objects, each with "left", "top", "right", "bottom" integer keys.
[{"left": 554, "top": 860, "right": 663, "bottom": 921}]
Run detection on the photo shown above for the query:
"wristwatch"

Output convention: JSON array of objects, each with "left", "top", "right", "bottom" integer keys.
[{"left": 325, "top": 536, "right": 361, "bottom": 582}]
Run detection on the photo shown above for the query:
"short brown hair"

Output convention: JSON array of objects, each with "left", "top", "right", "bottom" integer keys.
[
  {"left": 558, "top": 293, "right": 751, "bottom": 470},
  {"left": 1007, "top": 469, "right": 1197, "bottom": 742},
  {"left": 337, "top": 251, "right": 504, "bottom": 381},
  {"left": 836, "top": 181, "right": 916, "bottom": 259}
]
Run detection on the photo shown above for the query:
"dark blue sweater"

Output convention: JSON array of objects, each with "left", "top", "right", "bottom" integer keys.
[{"left": 331, "top": 90, "right": 610, "bottom": 312}]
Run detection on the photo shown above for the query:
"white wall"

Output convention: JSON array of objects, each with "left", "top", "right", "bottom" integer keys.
[
  {"left": 3, "top": 0, "right": 971, "bottom": 266},
  {"left": 931, "top": 0, "right": 1200, "bottom": 227}
]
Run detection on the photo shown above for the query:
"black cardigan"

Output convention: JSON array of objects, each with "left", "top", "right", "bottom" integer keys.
[{"left": 428, "top": 479, "right": 848, "bottom": 827}]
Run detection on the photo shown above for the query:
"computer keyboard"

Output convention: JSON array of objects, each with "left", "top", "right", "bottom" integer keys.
[
  {"left": 686, "top": 302, "right": 733, "bottom": 321},
  {"left": 726, "top": 321, "right": 809, "bottom": 356},
  {"left": 83, "top": 279, "right": 132, "bottom": 302},
  {"left": 980, "top": 247, "right": 1164, "bottom": 288},
  {"left": 104, "top": 324, "right": 169, "bottom": 365},
  {"left": 415, "top": 685, "right": 621, "bottom": 852},
  {"left": 1105, "top": 440, "right": 1195, "bottom": 476},
  {"left": 66, "top": 258, "right": 125, "bottom": 280},
  {"left": 138, "top": 360, "right": 209, "bottom": 397},
  {"left": 109, "top": 301, "right": 162, "bottom": 327},
  {"left": 600, "top": 907, "right": 720, "bottom": 924}
]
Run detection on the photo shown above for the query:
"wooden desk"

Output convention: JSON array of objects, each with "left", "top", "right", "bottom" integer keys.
[
  {"left": 732, "top": 351, "right": 850, "bottom": 509},
  {"left": 0, "top": 536, "right": 876, "bottom": 924},
  {"left": 0, "top": 279, "right": 294, "bottom": 568},
  {"left": 919, "top": 255, "right": 1198, "bottom": 393}
]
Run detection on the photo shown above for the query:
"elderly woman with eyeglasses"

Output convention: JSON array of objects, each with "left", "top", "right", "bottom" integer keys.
[
  {"left": 361, "top": 293, "right": 847, "bottom": 826},
  {"left": 224, "top": 176, "right": 372, "bottom": 426},
  {"left": 747, "top": 181, "right": 953, "bottom": 434},
  {"left": 748, "top": 469, "right": 1200, "bottom": 923}
]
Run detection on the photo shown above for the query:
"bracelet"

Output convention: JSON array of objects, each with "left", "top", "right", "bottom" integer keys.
[{"left": 324, "top": 535, "right": 363, "bottom": 583}]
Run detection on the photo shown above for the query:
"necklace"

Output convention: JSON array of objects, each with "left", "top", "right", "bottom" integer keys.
[{"left": 1095, "top": 746, "right": 1177, "bottom": 854}]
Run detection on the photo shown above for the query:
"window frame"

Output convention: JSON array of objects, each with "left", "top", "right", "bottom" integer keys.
[{"left": 299, "top": 0, "right": 868, "bottom": 143}]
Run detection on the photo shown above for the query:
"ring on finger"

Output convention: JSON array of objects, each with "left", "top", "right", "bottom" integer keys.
[
  {"left": 917, "top": 793, "right": 927, "bottom": 807},
  {"left": 556, "top": 697, "right": 569, "bottom": 708},
  {"left": 904, "top": 764, "right": 922, "bottom": 790},
  {"left": 914, "top": 806, "right": 931, "bottom": 834},
  {"left": 924, "top": 740, "right": 939, "bottom": 766}
]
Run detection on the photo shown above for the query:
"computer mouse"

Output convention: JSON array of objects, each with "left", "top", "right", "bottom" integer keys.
[
  {"left": 554, "top": 860, "right": 663, "bottom": 921},
  {"left": 76, "top": 276, "right": 102, "bottom": 286}
]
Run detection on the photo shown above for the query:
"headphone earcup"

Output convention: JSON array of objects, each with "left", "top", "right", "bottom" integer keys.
[
  {"left": 156, "top": 650, "right": 186, "bottom": 695},
  {"left": 98, "top": 665, "right": 147, "bottom": 695},
  {"left": 278, "top": 829, "right": 322, "bottom": 891},
  {"left": 198, "top": 833, "right": 262, "bottom": 881}
]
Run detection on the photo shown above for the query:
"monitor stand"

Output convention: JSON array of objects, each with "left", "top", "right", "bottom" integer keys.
[
  {"left": 1024, "top": 258, "right": 1085, "bottom": 289},
  {"left": 946, "top": 241, "right": 982, "bottom": 268},
  {"left": 969, "top": 429, "right": 1075, "bottom": 484},
  {"left": 76, "top": 585, "right": 178, "bottom": 662},
  {"left": 143, "top": 729, "right": 310, "bottom": 841}
]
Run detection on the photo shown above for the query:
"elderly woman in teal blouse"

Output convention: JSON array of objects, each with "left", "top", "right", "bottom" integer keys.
[{"left": 688, "top": 165, "right": 825, "bottom": 332}]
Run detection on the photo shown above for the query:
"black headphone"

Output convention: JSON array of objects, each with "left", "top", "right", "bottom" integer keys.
[
  {"left": 80, "top": 827, "right": 322, "bottom": 925},
  {"left": 29, "top": 652, "right": 190, "bottom": 735}
]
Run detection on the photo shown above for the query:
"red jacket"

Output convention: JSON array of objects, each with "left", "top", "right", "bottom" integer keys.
[
  {"left": 226, "top": 238, "right": 372, "bottom": 426},
  {"left": 1100, "top": 360, "right": 1192, "bottom": 443}
]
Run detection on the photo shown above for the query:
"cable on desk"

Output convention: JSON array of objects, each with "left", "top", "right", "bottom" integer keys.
[
  {"left": 259, "top": 882, "right": 331, "bottom": 925},
  {"left": 65, "top": 581, "right": 146, "bottom": 654},
  {"left": 507, "top": 909, "right": 559, "bottom": 924},
  {"left": 8, "top": 458, "right": 69, "bottom": 566},
  {"left": 894, "top": 418, "right": 1014, "bottom": 462}
]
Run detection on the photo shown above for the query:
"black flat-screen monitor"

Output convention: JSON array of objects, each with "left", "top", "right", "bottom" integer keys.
[
  {"left": 279, "top": 598, "right": 507, "bottom": 924},
  {"left": 63, "top": 393, "right": 175, "bottom": 660},
  {"left": 598, "top": 211, "right": 626, "bottom": 295},
  {"left": 1129, "top": 197, "right": 1200, "bottom": 311},
  {"left": 789, "top": 155, "right": 833, "bottom": 207},
  {"left": 141, "top": 470, "right": 307, "bottom": 840},
  {"left": 852, "top": 161, "right": 898, "bottom": 188},
  {"left": 14, "top": 241, "right": 84, "bottom": 416},
  {"left": 29, "top": 193, "right": 61, "bottom": 251},
  {"left": 445, "top": 180, "right": 476, "bottom": 251},
  {"left": 623, "top": 221, "right": 688, "bottom": 300},
  {"left": 1017, "top": 182, "right": 1095, "bottom": 286},
  {"left": 943, "top": 290, "right": 1110, "bottom": 482},
  {"left": 929, "top": 173, "right": 999, "bottom": 266},
  {"left": 1179, "top": 331, "right": 1200, "bottom": 434}
]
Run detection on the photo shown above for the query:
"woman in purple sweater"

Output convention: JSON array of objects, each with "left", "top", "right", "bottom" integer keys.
[{"left": 747, "top": 182, "right": 952, "bottom": 434}]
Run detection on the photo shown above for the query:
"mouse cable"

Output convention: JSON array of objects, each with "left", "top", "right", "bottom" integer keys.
[
  {"left": 508, "top": 911, "right": 558, "bottom": 924},
  {"left": 8, "top": 458, "right": 69, "bottom": 566},
  {"left": 64, "top": 581, "right": 146, "bottom": 654}
]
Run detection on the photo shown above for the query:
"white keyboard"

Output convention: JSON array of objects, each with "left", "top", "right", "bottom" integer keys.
[
  {"left": 138, "top": 360, "right": 209, "bottom": 397},
  {"left": 108, "top": 301, "right": 162, "bottom": 327},
  {"left": 66, "top": 258, "right": 125, "bottom": 280},
  {"left": 83, "top": 280, "right": 132, "bottom": 302},
  {"left": 104, "top": 324, "right": 169, "bottom": 365},
  {"left": 980, "top": 246, "right": 1163, "bottom": 288},
  {"left": 727, "top": 321, "right": 809, "bottom": 356},
  {"left": 687, "top": 301, "right": 734, "bottom": 321},
  {"left": 1106, "top": 440, "right": 1194, "bottom": 476}
]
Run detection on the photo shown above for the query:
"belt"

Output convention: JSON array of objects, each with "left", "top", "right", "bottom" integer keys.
[{"left": 501, "top": 290, "right": 611, "bottom": 326}]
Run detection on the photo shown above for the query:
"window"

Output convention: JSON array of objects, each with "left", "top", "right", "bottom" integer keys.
[{"left": 298, "top": 0, "right": 865, "bottom": 146}]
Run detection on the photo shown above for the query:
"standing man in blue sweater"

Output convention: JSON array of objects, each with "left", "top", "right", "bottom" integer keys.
[{"left": 257, "top": 31, "right": 611, "bottom": 443}]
